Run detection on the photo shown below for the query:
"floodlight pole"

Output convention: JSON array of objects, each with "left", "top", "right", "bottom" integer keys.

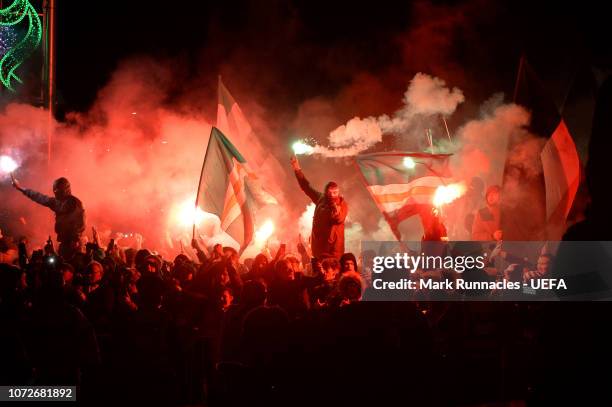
[{"left": 43, "top": 0, "right": 56, "bottom": 166}]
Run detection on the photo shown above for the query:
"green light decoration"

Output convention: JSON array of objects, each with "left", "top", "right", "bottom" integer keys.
[{"left": 0, "top": 0, "right": 42, "bottom": 91}]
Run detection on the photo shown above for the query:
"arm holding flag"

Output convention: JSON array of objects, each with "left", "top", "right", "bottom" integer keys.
[
  {"left": 191, "top": 238, "right": 210, "bottom": 266},
  {"left": 291, "top": 155, "right": 322, "bottom": 203}
]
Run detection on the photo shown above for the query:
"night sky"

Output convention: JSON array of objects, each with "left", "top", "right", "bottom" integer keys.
[{"left": 55, "top": 0, "right": 611, "bottom": 118}]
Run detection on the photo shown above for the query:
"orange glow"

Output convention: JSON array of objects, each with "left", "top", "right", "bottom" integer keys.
[
  {"left": 433, "top": 183, "right": 466, "bottom": 207},
  {"left": 173, "top": 198, "right": 206, "bottom": 228},
  {"left": 255, "top": 219, "right": 275, "bottom": 244}
]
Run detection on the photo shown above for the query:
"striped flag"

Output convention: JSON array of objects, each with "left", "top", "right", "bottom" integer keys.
[
  {"left": 541, "top": 120, "right": 580, "bottom": 222},
  {"left": 195, "top": 127, "right": 255, "bottom": 251},
  {"left": 356, "top": 152, "right": 453, "bottom": 240},
  {"left": 503, "top": 57, "right": 580, "bottom": 240},
  {"left": 217, "top": 77, "right": 285, "bottom": 199}
]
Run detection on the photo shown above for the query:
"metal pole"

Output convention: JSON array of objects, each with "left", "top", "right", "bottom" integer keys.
[
  {"left": 426, "top": 128, "right": 434, "bottom": 153},
  {"left": 43, "top": 0, "right": 56, "bottom": 166},
  {"left": 442, "top": 116, "right": 452, "bottom": 142}
]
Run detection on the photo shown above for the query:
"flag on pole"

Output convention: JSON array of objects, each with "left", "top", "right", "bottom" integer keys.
[
  {"left": 195, "top": 127, "right": 255, "bottom": 251},
  {"left": 217, "top": 77, "right": 285, "bottom": 199},
  {"left": 541, "top": 120, "right": 580, "bottom": 222},
  {"left": 503, "top": 56, "right": 580, "bottom": 240},
  {"left": 356, "top": 152, "right": 453, "bottom": 240}
]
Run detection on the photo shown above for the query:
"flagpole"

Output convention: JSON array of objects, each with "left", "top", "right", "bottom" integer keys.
[
  {"left": 442, "top": 116, "right": 451, "bottom": 142},
  {"left": 513, "top": 55, "right": 526, "bottom": 103},
  {"left": 426, "top": 129, "right": 434, "bottom": 153},
  {"left": 193, "top": 128, "right": 213, "bottom": 241},
  {"left": 192, "top": 179, "right": 203, "bottom": 241}
]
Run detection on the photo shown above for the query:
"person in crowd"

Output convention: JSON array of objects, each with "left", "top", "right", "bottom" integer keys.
[
  {"left": 502, "top": 251, "right": 554, "bottom": 283},
  {"left": 267, "top": 257, "right": 323, "bottom": 318},
  {"left": 421, "top": 206, "right": 449, "bottom": 242},
  {"left": 339, "top": 252, "right": 358, "bottom": 276},
  {"left": 11, "top": 176, "right": 85, "bottom": 260},
  {"left": 330, "top": 271, "right": 363, "bottom": 307},
  {"left": 143, "top": 254, "right": 162, "bottom": 275},
  {"left": 310, "top": 257, "right": 340, "bottom": 306},
  {"left": 290, "top": 155, "right": 348, "bottom": 259},
  {"left": 221, "top": 279, "right": 267, "bottom": 362},
  {"left": 84, "top": 261, "right": 104, "bottom": 294},
  {"left": 471, "top": 185, "right": 502, "bottom": 241},
  {"left": 242, "top": 253, "right": 272, "bottom": 283}
]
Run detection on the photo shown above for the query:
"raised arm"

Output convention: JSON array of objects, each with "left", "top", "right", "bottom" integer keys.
[
  {"left": 291, "top": 155, "right": 322, "bottom": 203},
  {"left": 12, "top": 175, "right": 57, "bottom": 210},
  {"left": 191, "top": 237, "right": 210, "bottom": 266}
]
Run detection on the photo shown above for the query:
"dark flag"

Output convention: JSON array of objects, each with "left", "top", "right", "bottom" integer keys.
[
  {"left": 502, "top": 57, "right": 580, "bottom": 240},
  {"left": 561, "top": 64, "right": 599, "bottom": 161}
]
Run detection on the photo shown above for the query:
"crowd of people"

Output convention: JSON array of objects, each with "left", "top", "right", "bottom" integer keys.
[
  {"left": 0, "top": 225, "right": 571, "bottom": 406},
  {"left": 0, "top": 162, "right": 573, "bottom": 407},
  {"left": 0, "top": 230, "right": 428, "bottom": 403},
  {"left": 2, "top": 87, "right": 612, "bottom": 405}
]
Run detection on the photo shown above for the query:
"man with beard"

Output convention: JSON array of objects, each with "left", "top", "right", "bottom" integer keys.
[
  {"left": 11, "top": 175, "right": 85, "bottom": 261},
  {"left": 291, "top": 155, "right": 348, "bottom": 259}
]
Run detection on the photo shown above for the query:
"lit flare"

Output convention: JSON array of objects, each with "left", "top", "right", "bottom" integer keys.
[{"left": 433, "top": 183, "right": 466, "bottom": 207}]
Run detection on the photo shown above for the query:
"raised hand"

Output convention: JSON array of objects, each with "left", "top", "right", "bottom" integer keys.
[
  {"left": 10, "top": 173, "right": 23, "bottom": 191},
  {"left": 290, "top": 155, "right": 301, "bottom": 171},
  {"left": 191, "top": 238, "right": 200, "bottom": 251},
  {"left": 92, "top": 227, "right": 100, "bottom": 246}
]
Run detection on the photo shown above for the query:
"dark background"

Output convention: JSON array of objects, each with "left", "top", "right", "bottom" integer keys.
[{"left": 55, "top": 0, "right": 611, "bottom": 116}]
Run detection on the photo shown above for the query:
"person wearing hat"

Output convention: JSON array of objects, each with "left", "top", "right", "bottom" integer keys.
[
  {"left": 471, "top": 185, "right": 502, "bottom": 241},
  {"left": 11, "top": 176, "right": 85, "bottom": 260},
  {"left": 290, "top": 155, "right": 348, "bottom": 259}
]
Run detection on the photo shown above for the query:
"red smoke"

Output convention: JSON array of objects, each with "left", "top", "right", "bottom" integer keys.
[{"left": 0, "top": 1, "right": 566, "bottom": 256}]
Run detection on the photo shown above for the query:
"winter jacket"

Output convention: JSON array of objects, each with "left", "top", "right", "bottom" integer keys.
[
  {"left": 21, "top": 189, "right": 86, "bottom": 243},
  {"left": 294, "top": 170, "right": 348, "bottom": 259}
]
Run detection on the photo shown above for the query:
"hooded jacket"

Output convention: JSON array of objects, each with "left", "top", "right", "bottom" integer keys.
[
  {"left": 21, "top": 189, "right": 85, "bottom": 243},
  {"left": 294, "top": 169, "right": 348, "bottom": 259}
]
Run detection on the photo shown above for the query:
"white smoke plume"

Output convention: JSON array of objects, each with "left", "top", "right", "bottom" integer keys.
[
  {"left": 312, "top": 117, "right": 382, "bottom": 158},
  {"left": 297, "top": 203, "right": 315, "bottom": 242},
  {"left": 302, "top": 73, "right": 465, "bottom": 158},
  {"left": 404, "top": 72, "right": 466, "bottom": 116},
  {"left": 452, "top": 102, "right": 532, "bottom": 187}
]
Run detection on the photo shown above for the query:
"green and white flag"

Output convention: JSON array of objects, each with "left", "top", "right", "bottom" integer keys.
[{"left": 195, "top": 127, "right": 255, "bottom": 251}]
